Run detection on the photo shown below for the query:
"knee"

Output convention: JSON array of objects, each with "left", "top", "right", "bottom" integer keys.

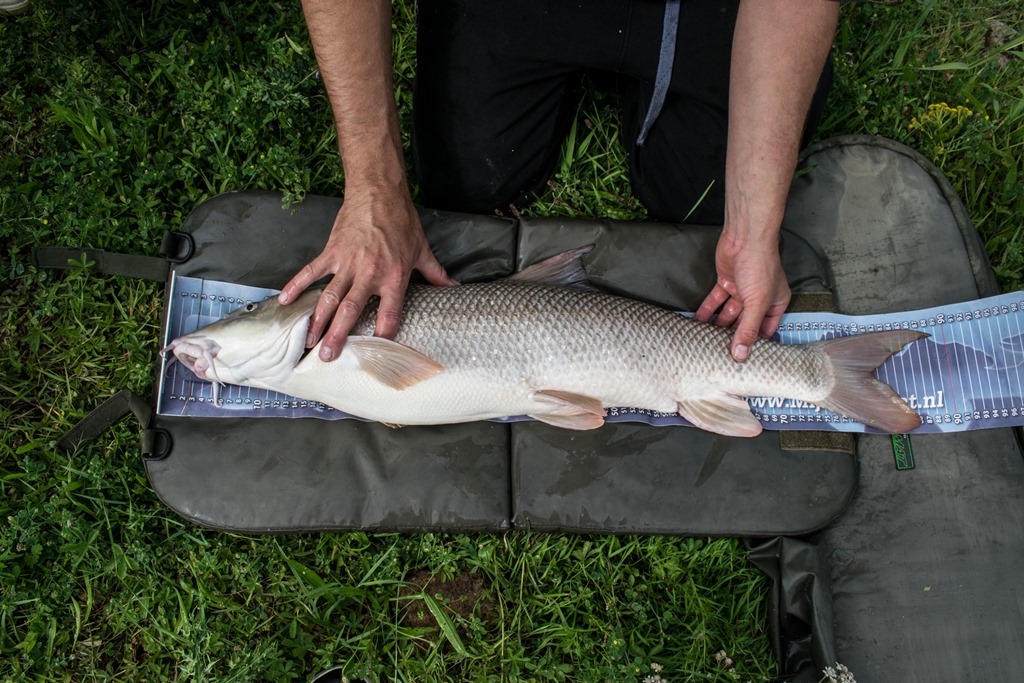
[
  {"left": 414, "top": 131, "right": 553, "bottom": 215},
  {"left": 630, "top": 143, "right": 726, "bottom": 225},
  {"left": 414, "top": 152, "right": 509, "bottom": 214}
]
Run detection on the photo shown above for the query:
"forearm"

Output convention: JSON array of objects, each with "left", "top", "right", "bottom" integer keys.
[
  {"left": 301, "top": 0, "right": 407, "bottom": 194},
  {"left": 725, "top": 0, "right": 839, "bottom": 245}
]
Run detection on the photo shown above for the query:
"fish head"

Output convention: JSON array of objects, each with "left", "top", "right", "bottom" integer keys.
[{"left": 164, "top": 289, "right": 321, "bottom": 389}]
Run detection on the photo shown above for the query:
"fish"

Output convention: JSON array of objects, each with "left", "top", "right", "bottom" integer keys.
[{"left": 162, "top": 245, "right": 927, "bottom": 436}]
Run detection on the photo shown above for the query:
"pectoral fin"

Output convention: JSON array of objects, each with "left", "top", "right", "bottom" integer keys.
[
  {"left": 676, "top": 394, "right": 763, "bottom": 438},
  {"left": 344, "top": 336, "right": 444, "bottom": 391},
  {"left": 528, "top": 389, "right": 606, "bottom": 430}
]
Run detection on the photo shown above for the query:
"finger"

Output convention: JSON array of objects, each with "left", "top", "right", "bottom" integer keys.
[
  {"left": 373, "top": 281, "right": 408, "bottom": 339},
  {"left": 417, "top": 251, "right": 459, "bottom": 287},
  {"left": 759, "top": 308, "right": 785, "bottom": 339},
  {"left": 713, "top": 299, "right": 744, "bottom": 329},
  {"left": 279, "top": 260, "right": 324, "bottom": 305},
  {"left": 759, "top": 295, "right": 791, "bottom": 339},
  {"left": 307, "top": 276, "right": 351, "bottom": 349},
  {"left": 729, "top": 312, "right": 763, "bottom": 362},
  {"left": 694, "top": 284, "right": 731, "bottom": 322},
  {"left": 319, "top": 293, "right": 368, "bottom": 362}
]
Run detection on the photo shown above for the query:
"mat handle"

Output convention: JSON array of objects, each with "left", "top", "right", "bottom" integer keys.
[
  {"left": 57, "top": 389, "right": 171, "bottom": 461},
  {"left": 31, "top": 230, "right": 194, "bottom": 281}
]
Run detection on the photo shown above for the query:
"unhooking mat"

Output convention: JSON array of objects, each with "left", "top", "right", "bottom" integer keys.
[
  {"left": 150, "top": 201, "right": 861, "bottom": 537},
  {"left": 38, "top": 135, "right": 1024, "bottom": 682}
]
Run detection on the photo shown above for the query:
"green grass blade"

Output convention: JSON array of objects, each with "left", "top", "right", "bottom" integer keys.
[{"left": 417, "top": 591, "right": 469, "bottom": 658}]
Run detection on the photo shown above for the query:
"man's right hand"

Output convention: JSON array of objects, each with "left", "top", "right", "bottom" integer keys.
[
  {"left": 290, "top": 0, "right": 456, "bottom": 361},
  {"left": 277, "top": 187, "right": 456, "bottom": 362}
]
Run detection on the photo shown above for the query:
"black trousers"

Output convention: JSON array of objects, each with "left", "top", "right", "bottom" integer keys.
[{"left": 412, "top": 0, "right": 832, "bottom": 224}]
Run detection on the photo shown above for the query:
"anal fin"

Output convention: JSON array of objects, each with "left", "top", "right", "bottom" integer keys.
[
  {"left": 530, "top": 412, "right": 606, "bottom": 430},
  {"left": 677, "top": 394, "right": 763, "bottom": 438},
  {"left": 528, "top": 389, "right": 606, "bottom": 431}
]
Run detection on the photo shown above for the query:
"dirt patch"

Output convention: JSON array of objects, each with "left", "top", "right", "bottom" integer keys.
[
  {"left": 986, "top": 20, "right": 1021, "bottom": 68},
  {"left": 399, "top": 569, "right": 496, "bottom": 631}
]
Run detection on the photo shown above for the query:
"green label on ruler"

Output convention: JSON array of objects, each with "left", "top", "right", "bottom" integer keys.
[{"left": 891, "top": 434, "right": 915, "bottom": 471}]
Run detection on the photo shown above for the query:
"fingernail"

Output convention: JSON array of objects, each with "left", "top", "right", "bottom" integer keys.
[
  {"left": 733, "top": 344, "right": 749, "bottom": 361},
  {"left": 320, "top": 346, "right": 333, "bottom": 361},
  {"left": 306, "top": 332, "right": 314, "bottom": 348},
  {"left": 278, "top": 291, "right": 289, "bottom": 304}
]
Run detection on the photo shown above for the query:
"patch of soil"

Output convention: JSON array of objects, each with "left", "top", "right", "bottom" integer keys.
[
  {"left": 986, "top": 20, "right": 1021, "bottom": 68},
  {"left": 399, "top": 569, "right": 496, "bottom": 631}
]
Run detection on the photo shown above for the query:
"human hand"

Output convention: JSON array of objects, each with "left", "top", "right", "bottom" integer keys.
[
  {"left": 278, "top": 190, "right": 457, "bottom": 362},
  {"left": 694, "top": 231, "right": 790, "bottom": 362}
]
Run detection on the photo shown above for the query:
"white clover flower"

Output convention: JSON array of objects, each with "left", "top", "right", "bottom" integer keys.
[
  {"left": 822, "top": 662, "right": 857, "bottom": 683},
  {"left": 840, "top": 673, "right": 857, "bottom": 683}
]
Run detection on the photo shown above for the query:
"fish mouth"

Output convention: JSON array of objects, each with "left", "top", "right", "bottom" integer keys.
[{"left": 162, "top": 338, "right": 223, "bottom": 384}]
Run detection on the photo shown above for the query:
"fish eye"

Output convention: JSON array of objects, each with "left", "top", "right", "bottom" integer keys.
[{"left": 245, "top": 302, "right": 259, "bottom": 313}]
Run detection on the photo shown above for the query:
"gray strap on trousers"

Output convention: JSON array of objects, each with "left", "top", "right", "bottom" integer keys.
[{"left": 637, "top": 0, "right": 680, "bottom": 146}]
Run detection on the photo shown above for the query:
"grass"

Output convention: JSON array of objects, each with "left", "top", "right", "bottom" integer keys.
[{"left": 1, "top": 0, "right": 1022, "bottom": 681}]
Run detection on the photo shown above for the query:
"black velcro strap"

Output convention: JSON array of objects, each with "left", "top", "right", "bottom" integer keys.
[
  {"left": 57, "top": 390, "right": 171, "bottom": 461},
  {"left": 787, "top": 290, "right": 838, "bottom": 314},
  {"left": 780, "top": 430, "right": 855, "bottom": 454},
  {"left": 32, "top": 246, "right": 169, "bottom": 281}
]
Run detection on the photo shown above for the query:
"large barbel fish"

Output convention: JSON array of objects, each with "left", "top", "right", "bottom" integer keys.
[{"left": 164, "top": 246, "right": 926, "bottom": 436}]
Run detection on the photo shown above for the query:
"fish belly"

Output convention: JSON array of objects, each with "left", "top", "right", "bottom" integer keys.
[{"left": 283, "top": 351, "right": 678, "bottom": 425}]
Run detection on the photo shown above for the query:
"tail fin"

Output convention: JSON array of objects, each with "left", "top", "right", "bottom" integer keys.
[{"left": 816, "top": 329, "right": 928, "bottom": 433}]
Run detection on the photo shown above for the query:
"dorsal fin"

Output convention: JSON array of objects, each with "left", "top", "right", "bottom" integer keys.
[{"left": 507, "top": 245, "right": 598, "bottom": 290}]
